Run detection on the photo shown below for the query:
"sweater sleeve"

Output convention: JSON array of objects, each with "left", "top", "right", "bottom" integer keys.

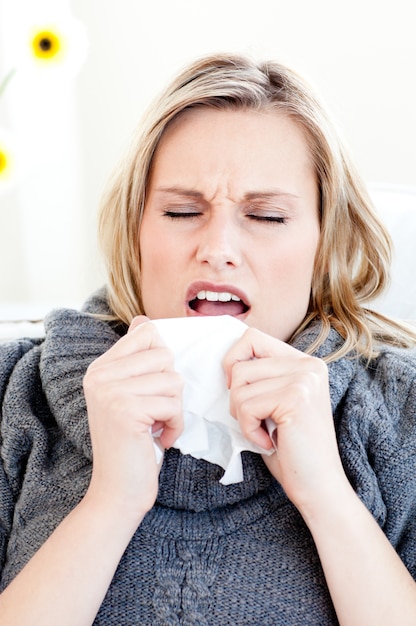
[
  {"left": 373, "top": 349, "right": 416, "bottom": 578},
  {"left": 0, "top": 339, "right": 41, "bottom": 571},
  {"left": 338, "top": 347, "right": 416, "bottom": 579}
]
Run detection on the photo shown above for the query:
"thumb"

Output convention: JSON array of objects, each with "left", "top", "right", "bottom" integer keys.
[{"left": 128, "top": 315, "right": 150, "bottom": 333}]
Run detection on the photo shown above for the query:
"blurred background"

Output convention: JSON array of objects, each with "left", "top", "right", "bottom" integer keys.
[{"left": 0, "top": 0, "right": 415, "bottom": 317}]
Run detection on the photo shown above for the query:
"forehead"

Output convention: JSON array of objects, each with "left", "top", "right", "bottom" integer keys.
[
  {"left": 157, "top": 106, "right": 310, "bottom": 154},
  {"left": 148, "top": 107, "right": 316, "bottom": 201}
]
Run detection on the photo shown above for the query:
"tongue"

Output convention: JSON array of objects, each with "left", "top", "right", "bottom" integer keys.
[{"left": 192, "top": 299, "right": 246, "bottom": 316}]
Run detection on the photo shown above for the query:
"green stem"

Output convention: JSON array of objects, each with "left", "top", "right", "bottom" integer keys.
[{"left": 0, "top": 68, "right": 17, "bottom": 98}]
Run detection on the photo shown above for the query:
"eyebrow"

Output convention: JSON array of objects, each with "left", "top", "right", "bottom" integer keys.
[
  {"left": 153, "top": 186, "right": 301, "bottom": 201},
  {"left": 154, "top": 187, "right": 204, "bottom": 199},
  {"left": 244, "top": 190, "right": 301, "bottom": 201}
]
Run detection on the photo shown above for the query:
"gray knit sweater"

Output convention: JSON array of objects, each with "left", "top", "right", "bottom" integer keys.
[{"left": 1, "top": 291, "right": 416, "bottom": 625}]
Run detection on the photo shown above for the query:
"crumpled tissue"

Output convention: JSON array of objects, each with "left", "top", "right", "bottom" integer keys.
[{"left": 149, "top": 315, "right": 275, "bottom": 484}]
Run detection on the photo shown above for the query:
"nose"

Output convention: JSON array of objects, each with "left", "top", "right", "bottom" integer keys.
[{"left": 195, "top": 211, "right": 242, "bottom": 270}]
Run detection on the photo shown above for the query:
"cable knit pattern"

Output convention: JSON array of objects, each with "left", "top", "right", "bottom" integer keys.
[
  {"left": 153, "top": 537, "right": 223, "bottom": 625},
  {"left": 0, "top": 288, "right": 415, "bottom": 624}
]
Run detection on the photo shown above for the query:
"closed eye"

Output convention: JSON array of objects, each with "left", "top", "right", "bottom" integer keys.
[
  {"left": 247, "top": 214, "right": 287, "bottom": 224},
  {"left": 162, "top": 210, "right": 202, "bottom": 220}
]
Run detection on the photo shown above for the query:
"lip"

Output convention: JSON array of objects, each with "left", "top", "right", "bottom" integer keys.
[{"left": 185, "top": 280, "right": 251, "bottom": 318}]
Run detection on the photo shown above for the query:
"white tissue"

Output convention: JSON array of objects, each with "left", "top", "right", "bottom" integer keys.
[{"left": 149, "top": 315, "right": 274, "bottom": 484}]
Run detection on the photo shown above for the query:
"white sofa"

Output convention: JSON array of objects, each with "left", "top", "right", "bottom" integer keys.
[{"left": 0, "top": 183, "right": 415, "bottom": 341}]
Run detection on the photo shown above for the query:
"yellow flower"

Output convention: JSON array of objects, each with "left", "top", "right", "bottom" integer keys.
[
  {"left": 1, "top": 9, "right": 87, "bottom": 85},
  {"left": 0, "top": 139, "right": 13, "bottom": 181},
  {"left": 0, "top": 128, "right": 17, "bottom": 195},
  {"left": 0, "top": 150, "right": 8, "bottom": 176},
  {"left": 23, "top": 15, "right": 88, "bottom": 79},
  {"left": 0, "top": 128, "right": 17, "bottom": 196},
  {"left": 31, "top": 28, "right": 63, "bottom": 63}
]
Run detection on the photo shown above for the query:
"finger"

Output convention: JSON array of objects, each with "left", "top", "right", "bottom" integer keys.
[
  {"left": 230, "top": 360, "right": 330, "bottom": 451},
  {"left": 228, "top": 351, "right": 321, "bottom": 392},
  {"left": 231, "top": 361, "right": 327, "bottom": 426},
  {"left": 92, "top": 393, "right": 183, "bottom": 447},
  {"left": 230, "top": 380, "right": 284, "bottom": 450},
  {"left": 228, "top": 356, "right": 286, "bottom": 389},
  {"left": 223, "top": 327, "right": 304, "bottom": 387},
  {"left": 102, "top": 371, "right": 183, "bottom": 401},
  {"left": 229, "top": 373, "right": 286, "bottom": 415},
  {"left": 85, "top": 346, "right": 177, "bottom": 389},
  {"left": 94, "top": 320, "right": 166, "bottom": 365},
  {"left": 123, "top": 393, "right": 183, "bottom": 449}
]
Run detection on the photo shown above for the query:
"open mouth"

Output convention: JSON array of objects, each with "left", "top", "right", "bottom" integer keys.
[{"left": 188, "top": 290, "right": 250, "bottom": 317}]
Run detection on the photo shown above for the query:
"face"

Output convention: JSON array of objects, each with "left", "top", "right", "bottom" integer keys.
[{"left": 139, "top": 107, "right": 320, "bottom": 341}]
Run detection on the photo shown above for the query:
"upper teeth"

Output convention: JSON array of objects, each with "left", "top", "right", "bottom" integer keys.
[{"left": 196, "top": 290, "right": 241, "bottom": 302}]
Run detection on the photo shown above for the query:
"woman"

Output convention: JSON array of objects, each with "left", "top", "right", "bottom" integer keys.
[{"left": 0, "top": 53, "right": 415, "bottom": 625}]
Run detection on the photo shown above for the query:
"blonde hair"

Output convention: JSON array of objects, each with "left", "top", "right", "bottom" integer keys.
[{"left": 98, "top": 53, "right": 416, "bottom": 361}]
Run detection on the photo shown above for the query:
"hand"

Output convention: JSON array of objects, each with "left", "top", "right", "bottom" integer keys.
[
  {"left": 83, "top": 316, "right": 184, "bottom": 523},
  {"left": 223, "top": 327, "right": 348, "bottom": 514}
]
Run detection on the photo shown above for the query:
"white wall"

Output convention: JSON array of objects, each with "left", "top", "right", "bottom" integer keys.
[{"left": 0, "top": 0, "right": 415, "bottom": 313}]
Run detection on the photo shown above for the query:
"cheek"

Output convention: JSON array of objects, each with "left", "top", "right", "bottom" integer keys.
[
  {"left": 141, "top": 241, "right": 170, "bottom": 290},
  {"left": 265, "top": 238, "right": 317, "bottom": 278},
  {"left": 141, "top": 222, "right": 171, "bottom": 272},
  {"left": 261, "top": 234, "right": 318, "bottom": 306},
  {"left": 139, "top": 228, "right": 187, "bottom": 313}
]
